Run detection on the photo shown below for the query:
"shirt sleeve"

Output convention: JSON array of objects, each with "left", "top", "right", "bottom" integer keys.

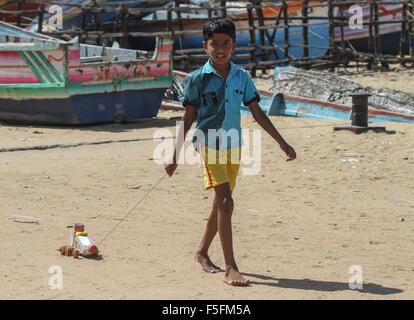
[
  {"left": 180, "top": 73, "right": 200, "bottom": 110},
  {"left": 242, "top": 72, "right": 261, "bottom": 106}
]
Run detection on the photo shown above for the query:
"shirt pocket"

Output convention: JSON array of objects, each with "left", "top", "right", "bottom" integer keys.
[{"left": 199, "top": 91, "right": 220, "bottom": 118}]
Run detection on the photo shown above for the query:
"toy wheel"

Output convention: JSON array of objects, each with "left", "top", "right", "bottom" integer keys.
[
  {"left": 73, "top": 249, "right": 79, "bottom": 259},
  {"left": 60, "top": 246, "right": 66, "bottom": 255},
  {"left": 65, "top": 246, "right": 72, "bottom": 257}
]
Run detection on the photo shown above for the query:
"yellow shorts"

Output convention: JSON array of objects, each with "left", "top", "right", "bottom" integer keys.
[{"left": 200, "top": 146, "right": 241, "bottom": 191}]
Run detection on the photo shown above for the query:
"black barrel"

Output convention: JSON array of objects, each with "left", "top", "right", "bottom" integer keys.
[{"left": 350, "top": 92, "right": 371, "bottom": 127}]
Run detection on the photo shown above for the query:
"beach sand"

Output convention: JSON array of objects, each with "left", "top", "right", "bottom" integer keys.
[{"left": 0, "top": 66, "right": 413, "bottom": 300}]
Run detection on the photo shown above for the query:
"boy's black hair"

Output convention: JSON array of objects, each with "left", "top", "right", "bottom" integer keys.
[{"left": 203, "top": 17, "right": 236, "bottom": 42}]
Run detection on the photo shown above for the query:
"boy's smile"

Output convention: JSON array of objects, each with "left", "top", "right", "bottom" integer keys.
[{"left": 203, "top": 33, "right": 236, "bottom": 72}]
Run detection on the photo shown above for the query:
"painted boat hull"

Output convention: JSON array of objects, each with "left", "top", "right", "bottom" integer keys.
[
  {"left": 0, "top": 87, "right": 167, "bottom": 125},
  {"left": 241, "top": 92, "right": 414, "bottom": 124},
  {"left": 338, "top": 30, "right": 410, "bottom": 55}
]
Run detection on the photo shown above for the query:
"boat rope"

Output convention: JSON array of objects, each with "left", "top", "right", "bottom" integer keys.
[{"left": 97, "top": 172, "right": 168, "bottom": 247}]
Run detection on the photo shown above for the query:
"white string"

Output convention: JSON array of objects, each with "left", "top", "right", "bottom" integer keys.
[{"left": 97, "top": 173, "right": 167, "bottom": 247}]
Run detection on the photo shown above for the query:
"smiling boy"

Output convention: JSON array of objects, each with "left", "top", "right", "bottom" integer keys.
[{"left": 164, "top": 18, "right": 296, "bottom": 286}]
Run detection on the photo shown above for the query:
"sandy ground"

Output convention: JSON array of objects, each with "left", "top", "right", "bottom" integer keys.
[{"left": 1, "top": 66, "right": 414, "bottom": 300}]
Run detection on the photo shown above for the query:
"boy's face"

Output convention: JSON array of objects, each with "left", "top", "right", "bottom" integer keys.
[{"left": 203, "top": 33, "right": 236, "bottom": 68}]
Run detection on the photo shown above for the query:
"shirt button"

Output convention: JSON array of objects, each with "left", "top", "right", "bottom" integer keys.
[{"left": 225, "top": 99, "right": 229, "bottom": 102}]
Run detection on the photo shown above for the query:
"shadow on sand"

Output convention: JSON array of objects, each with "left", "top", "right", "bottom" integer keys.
[
  {"left": 242, "top": 272, "right": 403, "bottom": 296},
  {"left": 0, "top": 116, "right": 183, "bottom": 133},
  {"left": 80, "top": 254, "right": 104, "bottom": 261}
]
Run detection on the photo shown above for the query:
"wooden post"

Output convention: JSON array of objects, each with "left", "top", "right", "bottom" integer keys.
[
  {"left": 17, "top": 0, "right": 23, "bottom": 27},
  {"left": 220, "top": 0, "right": 227, "bottom": 18},
  {"left": 400, "top": 2, "right": 408, "bottom": 65},
  {"left": 120, "top": 4, "right": 128, "bottom": 49},
  {"left": 328, "top": 0, "right": 336, "bottom": 71},
  {"left": 81, "top": 6, "right": 86, "bottom": 44},
  {"left": 282, "top": 0, "right": 289, "bottom": 65},
  {"left": 255, "top": 0, "right": 268, "bottom": 73},
  {"left": 373, "top": 0, "right": 380, "bottom": 57},
  {"left": 167, "top": 7, "right": 173, "bottom": 34},
  {"left": 247, "top": 3, "right": 257, "bottom": 77},
  {"left": 409, "top": 0, "right": 414, "bottom": 61},
  {"left": 368, "top": 1, "right": 373, "bottom": 53},
  {"left": 175, "top": 1, "right": 185, "bottom": 51},
  {"left": 302, "top": 0, "right": 309, "bottom": 69},
  {"left": 338, "top": 0, "right": 345, "bottom": 49},
  {"left": 175, "top": 1, "right": 189, "bottom": 71},
  {"left": 94, "top": 4, "right": 102, "bottom": 46},
  {"left": 37, "top": 6, "right": 45, "bottom": 33}
]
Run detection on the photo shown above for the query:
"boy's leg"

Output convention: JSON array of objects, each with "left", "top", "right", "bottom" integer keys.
[
  {"left": 195, "top": 194, "right": 221, "bottom": 273},
  {"left": 214, "top": 183, "right": 249, "bottom": 286}
]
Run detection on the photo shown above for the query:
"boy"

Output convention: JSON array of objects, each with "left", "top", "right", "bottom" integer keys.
[{"left": 164, "top": 18, "right": 296, "bottom": 286}]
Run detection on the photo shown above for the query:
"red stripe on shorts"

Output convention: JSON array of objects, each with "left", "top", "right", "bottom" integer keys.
[{"left": 204, "top": 161, "right": 213, "bottom": 188}]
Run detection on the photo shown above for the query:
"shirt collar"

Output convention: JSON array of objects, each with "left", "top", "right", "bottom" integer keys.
[{"left": 202, "top": 59, "right": 238, "bottom": 77}]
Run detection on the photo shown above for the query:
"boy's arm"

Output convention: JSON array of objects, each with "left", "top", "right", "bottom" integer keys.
[
  {"left": 164, "top": 105, "right": 195, "bottom": 176},
  {"left": 248, "top": 100, "right": 296, "bottom": 161}
]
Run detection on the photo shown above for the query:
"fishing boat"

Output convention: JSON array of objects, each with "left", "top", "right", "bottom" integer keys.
[
  {"left": 334, "top": 0, "right": 410, "bottom": 55},
  {"left": 255, "top": 92, "right": 414, "bottom": 124},
  {"left": 0, "top": 21, "right": 173, "bottom": 125},
  {"left": 162, "top": 70, "right": 414, "bottom": 124}
]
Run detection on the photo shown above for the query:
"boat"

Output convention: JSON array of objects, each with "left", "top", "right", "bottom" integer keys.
[
  {"left": 257, "top": 92, "right": 414, "bottom": 124},
  {"left": 335, "top": 0, "right": 411, "bottom": 55},
  {"left": 270, "top": 66, "right": 414, "bottom": 117},
  {"left": 161, "top": 70, "right": 414, "bottom": 124},
  {"left": 0, "top": 21, "right": 173, "bottom": 125}
]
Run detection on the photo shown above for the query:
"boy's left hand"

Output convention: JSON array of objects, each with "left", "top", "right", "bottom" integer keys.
[{"left": 280, "top": 142, "right": 296, "bottom": 161}]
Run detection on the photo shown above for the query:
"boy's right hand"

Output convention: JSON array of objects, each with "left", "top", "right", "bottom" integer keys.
[{"left": 164, "top": 163, "right": 178, "bottom": 177}]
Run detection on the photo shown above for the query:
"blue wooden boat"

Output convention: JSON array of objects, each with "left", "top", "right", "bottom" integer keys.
[
  {"left": 0, "top": 21, "right": 173, "bottom": 125},
  {"left": 243, "top": 91, "right": 414, "bottom": 124}
]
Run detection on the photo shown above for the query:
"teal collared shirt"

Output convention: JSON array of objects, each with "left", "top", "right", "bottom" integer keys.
[{"left": 181, "top": 59, "right": 260, "bottom": 151}]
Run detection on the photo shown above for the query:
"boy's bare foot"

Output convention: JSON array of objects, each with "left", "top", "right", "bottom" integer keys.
[
  {"left": 223, "top": 266, "right": 250, "bottom": 286},
  {"left": 195, "top": 252, "right": 221, "bottom": 273}
]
